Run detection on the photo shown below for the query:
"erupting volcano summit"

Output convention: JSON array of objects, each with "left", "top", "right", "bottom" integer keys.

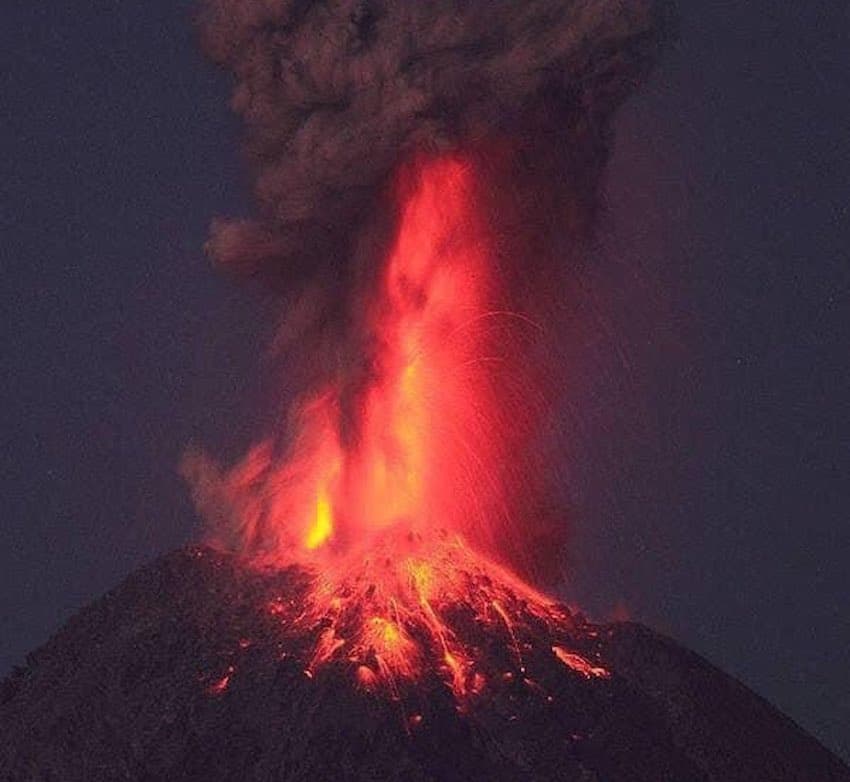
[
  {"left": 180, "top": 0, "right": 672, "bottom": 700},
  {"left": 4, "top": 0, "right": 849, "bottom": 780},
  {"left": 186, "top": 152, "right": 597, "bottom": 698},
  {"left": 3, "top": 548, "right": 848, "bottom": 780}
]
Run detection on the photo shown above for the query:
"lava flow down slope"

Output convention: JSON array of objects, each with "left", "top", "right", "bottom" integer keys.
[
  {"left": 2, "top": 547, "right": 848, "bottom": 781},
  {"left": 5, "top": 0, "right": 849, "bottom": 780}
]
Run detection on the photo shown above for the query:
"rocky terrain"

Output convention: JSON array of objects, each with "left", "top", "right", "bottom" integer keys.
[{"left": 1, "top": 546, "right": 847, "bottom": 781}]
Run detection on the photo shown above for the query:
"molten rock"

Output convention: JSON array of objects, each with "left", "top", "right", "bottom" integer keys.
[
  {"left": 2, "top": 547, "right": 848, "bottom": 782},
  {"left": 183, "top": 1, "right": 671, "bottom": 690}
]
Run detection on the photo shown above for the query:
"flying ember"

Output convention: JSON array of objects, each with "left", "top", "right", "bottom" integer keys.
[{"left": 200, "top": 153, "right": 595, "bottom": 697}]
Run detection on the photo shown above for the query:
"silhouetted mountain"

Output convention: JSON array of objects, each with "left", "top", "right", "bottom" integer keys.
[{"left": 2, "top": 547, "right": 847, "bottom": 781}]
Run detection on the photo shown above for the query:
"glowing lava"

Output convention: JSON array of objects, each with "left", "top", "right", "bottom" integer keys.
[{"left": 202, "top": 154, "right": 603, "bottom": 698}]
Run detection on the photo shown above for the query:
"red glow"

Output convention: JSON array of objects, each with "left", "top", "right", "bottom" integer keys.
[
  {"left": 207, "top": 665, "right": 235, "bottom": 695},
  {"left": 551, "top": 646, "right": 610, "bottom": 679},
  {"left": 209, "top": 154, "right": 593, "bottom": 698}
]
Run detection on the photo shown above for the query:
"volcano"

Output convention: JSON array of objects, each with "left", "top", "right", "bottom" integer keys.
[
  {"left": 2, "top": 546, "right": 847, "bottom": 782},
  {"left": 6, "top": 3, "right": 846, "bottom": 780}
]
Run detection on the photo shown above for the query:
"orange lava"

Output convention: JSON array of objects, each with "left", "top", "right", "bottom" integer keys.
[
  {"left": 551, "top": 646, "right": 610, "bottom": 679},
  {"left": 208, "top": 154, "right": 600, "bottom": 697},
  {"left": 207, "top": 665, "right": 235, "bottom": 695}
]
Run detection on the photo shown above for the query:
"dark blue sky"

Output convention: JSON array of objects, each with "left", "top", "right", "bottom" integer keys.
[{"left": 2, "top": 0, "right": 848, "bottom": 761}]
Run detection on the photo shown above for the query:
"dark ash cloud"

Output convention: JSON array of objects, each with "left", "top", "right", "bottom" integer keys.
[{"left": 198, "top": 0, "right": 671, "bottom": 290}]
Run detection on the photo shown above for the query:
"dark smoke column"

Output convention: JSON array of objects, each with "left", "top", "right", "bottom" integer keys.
[{"left": 198, "top": 0, "right": 668, "bottom": 285}]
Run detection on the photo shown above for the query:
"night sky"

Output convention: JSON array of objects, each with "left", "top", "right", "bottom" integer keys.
[{"left": 3, "top": 0, "right": 848, "bottom": 763}]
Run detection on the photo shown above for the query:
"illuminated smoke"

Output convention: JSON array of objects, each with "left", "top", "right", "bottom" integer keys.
[{"left": 184, "top": 0, "right": 670, "bottom": 693}]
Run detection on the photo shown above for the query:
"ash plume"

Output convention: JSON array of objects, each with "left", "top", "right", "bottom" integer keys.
[
  {"left": 189, "top": 0, "right": 672, "bottom": 584},
  {"left": 199, "top": 0, "right": 669, "bottom": 292}
]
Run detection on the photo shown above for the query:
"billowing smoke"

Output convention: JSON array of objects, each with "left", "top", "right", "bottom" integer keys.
[
  {"left": 189, "top": 0, "right": 670, "bottom": 585},
  {"left": 199, "top": 0, "right": 667, "bottom": 285}
]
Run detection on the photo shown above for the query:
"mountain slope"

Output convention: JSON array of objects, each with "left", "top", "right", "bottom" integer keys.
[{"left": 1, "top": 547, "right": 846, "bottom": 781}]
